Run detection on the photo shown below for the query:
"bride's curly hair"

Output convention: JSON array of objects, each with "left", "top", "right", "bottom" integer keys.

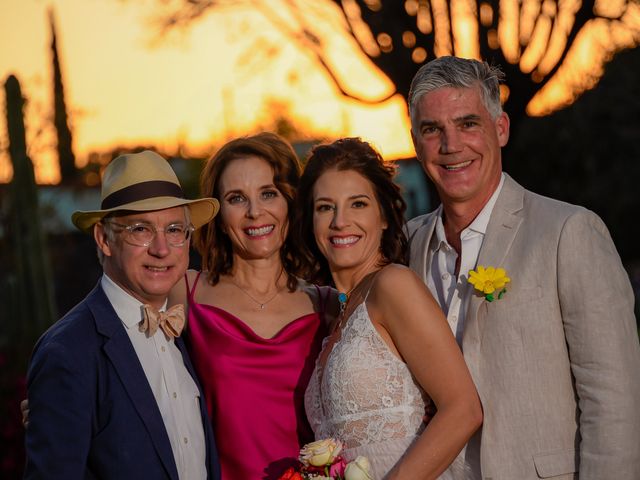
[{"left": 292, "top": 137, "right": 408, "bottom": 286}]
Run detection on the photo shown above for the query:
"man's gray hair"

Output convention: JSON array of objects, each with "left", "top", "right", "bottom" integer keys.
[
  {"left": 95, "top": 205, "right": 192, "bottom": 266},
  {"left": 95, "top": 222, "right": 116, "bottom": 266},
  {"left": 408, "top": 56, "right": 505, "bottom": 133}
]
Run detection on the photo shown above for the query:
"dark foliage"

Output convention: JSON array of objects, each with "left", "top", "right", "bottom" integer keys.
[{"left": 506, "top": 46, "right": 640, "bottom": 265}]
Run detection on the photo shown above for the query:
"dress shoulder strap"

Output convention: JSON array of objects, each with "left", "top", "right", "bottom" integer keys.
[
  {"left": 184, "top": 271, "right": 203, "bottom": 300},
  {"left": 362, "top": 268, "right": 383, "bottom": 303}
]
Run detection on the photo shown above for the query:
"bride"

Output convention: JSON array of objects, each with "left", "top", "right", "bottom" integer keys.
[{"left": 293, "top": 138, "right": 482, "bottom": 479}]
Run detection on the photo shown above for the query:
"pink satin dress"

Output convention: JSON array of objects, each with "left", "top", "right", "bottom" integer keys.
[{"left": 185, "top": 272, "right": 328, "bottom": 480}]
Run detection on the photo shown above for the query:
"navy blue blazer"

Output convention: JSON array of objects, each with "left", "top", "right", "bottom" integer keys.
[{"left": 24, "top": 283, "right": 221, "bottom": 480}]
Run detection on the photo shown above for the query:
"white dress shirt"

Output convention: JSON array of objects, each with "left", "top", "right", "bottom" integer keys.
[
  {"left": 101, "top": 274, "right": 207, "bottom": 480},
  {"left": 425, "top": 174, "right": 504, "bottom": 479},
  {"left": 426, "top": 173, "right": 505, "bottom": 345}
]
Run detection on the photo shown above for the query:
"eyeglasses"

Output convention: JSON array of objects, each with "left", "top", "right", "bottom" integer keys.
[{"left": 105, "top": 221, "right": 195, "bottom": 247}]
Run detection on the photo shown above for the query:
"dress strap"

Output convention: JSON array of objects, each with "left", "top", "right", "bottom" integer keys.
[
  {"left": 362, "top": 268, "right": 383, "bottom": 303},
  {"left": 184, "top": 271, "right": 203, "bottom": 300}
]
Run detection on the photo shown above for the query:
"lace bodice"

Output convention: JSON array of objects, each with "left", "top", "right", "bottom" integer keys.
[{"left": 305, "top": 301, "right": 429, "bottom": 458}]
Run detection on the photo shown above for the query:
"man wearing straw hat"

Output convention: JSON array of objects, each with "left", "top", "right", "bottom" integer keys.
[{"left": 24, "top": 151, "right": 221, "bottom": 480}]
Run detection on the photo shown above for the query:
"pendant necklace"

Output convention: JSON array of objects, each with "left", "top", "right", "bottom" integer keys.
[
  {"left": 337, "top": 270, "right": 379, "bottom": 325},
  {"left": 337, "top": 283, "right": 358, "bottom": 321},
  {"left": 337, "top": 290, "right": 352, "bottom": 317},
  {"left": 228, "top": 271, "right": 284, "bottom": 310},
  {"left": 335, "top": 282, "right": 362, "bottom": 335}
]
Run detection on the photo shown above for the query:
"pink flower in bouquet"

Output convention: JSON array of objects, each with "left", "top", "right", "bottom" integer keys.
[{"left": 328, "top": 456, "right": 347, "bottom": 477}]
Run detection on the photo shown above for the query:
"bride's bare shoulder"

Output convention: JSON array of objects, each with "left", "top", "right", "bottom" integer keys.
[
  {"left": 370, "top": 264, "right": 430, "bottom": 304},
  {"left": 375, "top": 263, "right": 418, "bottom": 286}
]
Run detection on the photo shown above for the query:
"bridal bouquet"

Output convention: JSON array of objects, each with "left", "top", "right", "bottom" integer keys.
[{"left": 277, "top": 438, "right": 372, "bottom": 480}]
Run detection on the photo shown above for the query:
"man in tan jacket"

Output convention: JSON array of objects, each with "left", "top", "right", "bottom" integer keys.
[{"left": 406, "top": 56, "right": 640, "bottom": 479}]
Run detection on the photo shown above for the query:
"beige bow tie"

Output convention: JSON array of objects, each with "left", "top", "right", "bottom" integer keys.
[{"left": 139, "top": 304, "right": 185, "bottom": 338}]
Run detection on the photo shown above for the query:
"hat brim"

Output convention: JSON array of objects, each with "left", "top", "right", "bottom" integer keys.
[{"left": 71, "top": 196, "right": 219, "bottom": 233}]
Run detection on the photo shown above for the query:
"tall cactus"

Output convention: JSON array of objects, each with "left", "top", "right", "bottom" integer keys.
[
  {"left": 4, "top": 74, "right": 56, "bottom": 344},
  {"left": 50, "top": 8, "right": 76, "bottom": 184}
]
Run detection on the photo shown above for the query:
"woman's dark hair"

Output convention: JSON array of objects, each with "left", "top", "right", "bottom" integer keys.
[
  {"left": 293, "top": 137, "right": 408, "bottom": 285},
  {"left": 195, "top": 132, "right": 302, "bottom": 290}
]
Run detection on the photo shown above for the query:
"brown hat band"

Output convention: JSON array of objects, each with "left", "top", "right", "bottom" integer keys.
[{"left": 101, "top": 181, "right": 184, "bottom": 209}]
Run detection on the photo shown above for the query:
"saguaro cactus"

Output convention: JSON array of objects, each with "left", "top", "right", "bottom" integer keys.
[{"left": 4, "top": 74, "right": 56, "bottom": 343}]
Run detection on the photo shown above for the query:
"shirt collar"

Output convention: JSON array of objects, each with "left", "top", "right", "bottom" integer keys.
[
  {"left": 432, "top": 173, "right": 505, "bottom": 248},
  {"left": 101, "top": 274, "right": 168, "bottom": 329},
  {"left": 465, "top": 173, "right": 505, "bottom": 236},
  {"left": 432, "top": 205, "right": 449, "bottom": 252}
]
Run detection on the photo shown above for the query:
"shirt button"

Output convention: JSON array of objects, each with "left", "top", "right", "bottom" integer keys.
[
  {"left": 161, "top": 346, "right": 166, "bottom": 352},
  {"left": 442, "top": 273, "right": 450, "bottom": 281},
  {"left": 173, "top": 392, "right": 177, "bottom": 399},
  {"left": 183, "top": 437, "right": 188, "bottom": 444},
  {"left": 451, "top": 315, "right": 458, "bottom": 322}
]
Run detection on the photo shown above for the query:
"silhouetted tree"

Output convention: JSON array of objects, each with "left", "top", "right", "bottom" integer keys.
[
  {"left": 50, "top": 8, "right": 77, "bottom": 184},
  {"left": 140, "top": 0, "right": 640, "bottom": 135},
  {"left": 114, "top": 0, "right": 640, "bottom": 271},
  {"left": 507, "top": 45, "right": 640, "bottom": 264},
  {"left": 344, "top": 1, "right": 640, "bottom": 130}
]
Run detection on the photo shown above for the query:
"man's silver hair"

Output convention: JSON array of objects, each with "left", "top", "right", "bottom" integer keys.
[
  {"left": 408, "top": 56, "right": 505, "bottom": 134},
  {"left": 95, "top": 222, "right": 116, "bottom": 266},
  {"left": 95, "top": 205, "right": 191, "bottom": 266}
]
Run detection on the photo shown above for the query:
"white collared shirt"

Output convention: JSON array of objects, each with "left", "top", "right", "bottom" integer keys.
[
  {"left": 101, "top": 274, "right": 207, "bottom": 480},
  {"left": 426, "top": 174, "right": 505, "bottom": 345},
  {"left": 425, "top": 175, "right": 505, "bottom": 480}
]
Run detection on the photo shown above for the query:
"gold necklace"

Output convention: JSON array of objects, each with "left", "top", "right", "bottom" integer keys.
[{"left": 227, "top": 271, "right": 285, "bottom": 310}]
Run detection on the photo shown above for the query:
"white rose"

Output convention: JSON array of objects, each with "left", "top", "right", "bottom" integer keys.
[
  {"left": 344, "top": 456, "right": 373, "bottom": 480},
  {"left": 299, "top": 438, "right": 343, "bottom": 467}
]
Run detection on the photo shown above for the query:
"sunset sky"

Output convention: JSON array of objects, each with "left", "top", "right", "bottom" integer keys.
[
  {"left": 0, "top": 0, "right": 413, "bottom": 184},
  {"left": 1, "top": 0, "right": 638, "bottom": 184}
]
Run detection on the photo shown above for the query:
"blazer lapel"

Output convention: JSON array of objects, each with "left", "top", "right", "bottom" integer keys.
[
  {"left": 463, "top": 175, "right": 525, "bottom": 372},
  {"left": 88, "top": 286, "right": 180, "bottom": 480}
]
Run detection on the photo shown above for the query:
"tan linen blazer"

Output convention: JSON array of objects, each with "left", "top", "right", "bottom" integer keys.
[{"left": 407, "top": 174, "right": 640, "bottom": 480}]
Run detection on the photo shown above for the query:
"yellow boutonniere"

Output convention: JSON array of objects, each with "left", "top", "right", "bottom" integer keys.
[{"left": 468, "top": 265, "right": 510, "bottom": 302}]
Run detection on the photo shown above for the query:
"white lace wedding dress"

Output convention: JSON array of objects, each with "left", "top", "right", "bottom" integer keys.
[{"left": 305, "top": 301, "right": 461, "bottom": 479}]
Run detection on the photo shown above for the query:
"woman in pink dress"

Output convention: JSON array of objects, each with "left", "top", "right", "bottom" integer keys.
[{"left": 170, "top": 133, "right": 334, "bottom": 479}]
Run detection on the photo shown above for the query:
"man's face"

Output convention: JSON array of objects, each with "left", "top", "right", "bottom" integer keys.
[
  {"left": 95, "top": 206, "right": 190, "bottom": 309},
  {"left": 412, "top": 85, "right": 509, "bottom": 212}
]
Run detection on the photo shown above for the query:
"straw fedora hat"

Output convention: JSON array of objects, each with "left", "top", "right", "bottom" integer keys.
[{"left": 72, "top": 150, "right": 219, "bottom": 233}]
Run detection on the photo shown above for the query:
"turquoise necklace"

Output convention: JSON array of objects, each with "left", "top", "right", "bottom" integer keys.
[
  {"left": 337, "top": 269, "right": 381, "bottom": 318},
  {"left": 338, "top": 291, "right": 349, "bottom": 315},
  {"left": 337, "top": 285, "right": 356, "bottom": 317}
]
